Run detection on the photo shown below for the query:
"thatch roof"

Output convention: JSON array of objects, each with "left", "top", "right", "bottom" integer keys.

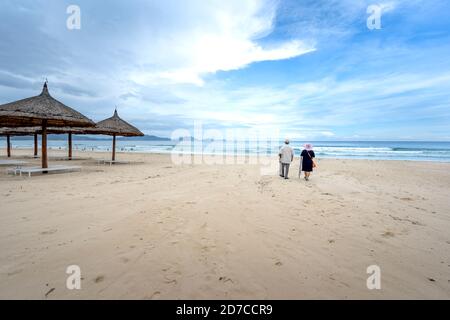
[
  {"left": 0, "top": 83, "right": 95, "bottom": 128},
  {"left": 0, "top": 126, "right": 91, "bottom": 136},
  {"left": 87, "top": 109, "right": 144, "bottom": 137},
  {"left": 46, "top": 127, "right": 90, "bottom": 135}
]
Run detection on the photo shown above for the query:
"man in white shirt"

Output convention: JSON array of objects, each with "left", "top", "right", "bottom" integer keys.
[{"left": 279, "top": 139, "right": 294, "bottom": 179}]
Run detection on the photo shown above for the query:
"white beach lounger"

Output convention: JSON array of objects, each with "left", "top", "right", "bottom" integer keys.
[
  {"left": 10, "top": 165, "right": 82, "bottom": 177},
  {"left": 96, "top": 159, "right": 143, "bottom": 166},
  {"left": 6, "top": 166, "right": 24, "bottom": 176},
  {"left": 96, "top": 159, "right": 134, "bottom": 166},
  {"left": 104, "top": 160, "right": 130, "bottom": 166}
]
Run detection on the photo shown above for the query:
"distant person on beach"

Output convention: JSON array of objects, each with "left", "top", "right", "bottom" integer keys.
[
  {"left": 300, "top": 143, "right": 316, "bottom": 181},
  {"left": 279, "top": 139, "right": 294, "bottom": 179}
]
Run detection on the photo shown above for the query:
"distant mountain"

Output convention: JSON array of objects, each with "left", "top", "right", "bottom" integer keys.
[
  {"left": 117, "top": 135, "right": 171, "bottom": 141},
  {"left": 1, "top": 134, "right": 171, "bottom": 141}
]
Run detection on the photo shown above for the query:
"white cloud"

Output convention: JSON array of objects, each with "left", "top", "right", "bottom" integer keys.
[
  {"left": 320, "top": 131, "right": 335, "bottom": 137},
  {"left": 126, "top": 0, "right": 315, "bottom": 85},
  {"left": 379, "top": 2, "right": 397, "bottom": 13},
  {"left": 152, "top": 39, "right": 314, "bottom": 86}
]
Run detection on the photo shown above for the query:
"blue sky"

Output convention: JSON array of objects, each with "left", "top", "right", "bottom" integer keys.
[{"left": 0, "top": 0, "right": 449, "bottom": 140}]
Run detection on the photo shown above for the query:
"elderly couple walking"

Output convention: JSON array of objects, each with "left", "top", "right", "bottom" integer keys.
[{"left": 279, "top": 139, "right": 316, "bottom": 181}]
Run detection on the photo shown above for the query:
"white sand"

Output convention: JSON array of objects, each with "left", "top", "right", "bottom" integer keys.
[{"left": 0, "top": 149, "right": 449, "bottom": 299}]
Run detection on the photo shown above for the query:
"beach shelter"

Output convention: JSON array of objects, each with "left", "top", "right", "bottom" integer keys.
[
  {"left": 87, "top": 109, "right": 143, "bottom": 161},
  {"left": 0, "top": 82, "right": 95, "bottom": 168}
]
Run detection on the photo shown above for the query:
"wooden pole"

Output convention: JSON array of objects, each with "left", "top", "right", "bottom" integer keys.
[
  {"left": 112, "top": 134, "right": 116, "bottom": 161},
  {"left": 34, "top": 133, "right": 38, "bottom": 158},
  {"left": 42, "top": 120, "right": 48, "bottom": 169},
  {"left": 6, "top": 135, "right": 11, "bottom": 158},
  {"left": 68, "top": 133, "right": 73, "bottom": 160}
]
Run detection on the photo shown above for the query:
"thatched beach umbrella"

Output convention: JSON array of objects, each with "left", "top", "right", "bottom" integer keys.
[
  {"left": 0, "top": 83, "right": 95, "bottom": 168},
  {"left": 87, "top": 109, "right": 143, "bottom": 161}
]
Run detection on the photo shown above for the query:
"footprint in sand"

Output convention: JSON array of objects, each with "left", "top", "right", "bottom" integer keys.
[
  {"left": 40, "top": 229, "right": 57, "bottom": 235},
  {"left": 163, "top": 277, "right": 177, "bottom": 285},
  {"left": 389, "top": 215, "right": 425, "bottom": 226},
  {"left": 7, "top": 269, "right": 23, "bottom": 276},
  {"left": 120, "top": 257, "right": 130, "bottom": 263},
  {"left": 219, "top": 276, "right": 234, "bottom": 283},
  {"left": 382, "top": 231, "right": 395, "bottom": 238},
  {"left": 148, "top": 291, "right": 161, "bottom": 299}
]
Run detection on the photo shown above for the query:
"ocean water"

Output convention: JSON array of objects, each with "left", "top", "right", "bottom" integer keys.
[{"left": 2, "top": 139, "right": 450, "bottom": 162}]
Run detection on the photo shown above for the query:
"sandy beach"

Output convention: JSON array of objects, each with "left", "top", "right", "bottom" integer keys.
[{"left": 0, "top": 148, "right": 449, "bottom": 299}]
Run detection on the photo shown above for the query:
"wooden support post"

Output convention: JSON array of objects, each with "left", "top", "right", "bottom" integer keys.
[
  {"left": 42, "top": 120, "right": 48, "bottom": 170},
  {"left": 112, "top": 134, "right": 116, "bottom": 161},
  {"left": 34, "top": 133, "right": 38, "bottom": 158},
  {"left": 6, "top": 135, "right": 11, "bottom": 158},
  {"left": 68, "top": 133, "right": 73, "bottom": 160}
]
